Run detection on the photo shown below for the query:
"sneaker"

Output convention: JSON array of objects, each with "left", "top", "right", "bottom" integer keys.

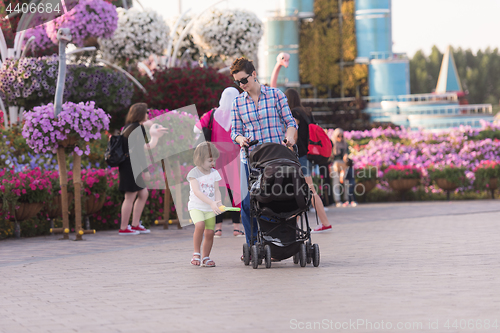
[
  {"left": 351, "top": 202, "right": 358, "bottom": 207},
  {"left": 131, "top": 223, "right": 151, "bottom": 234},
  {"left": 311, "top": 225, "right": 332, "bottom": 233},
  {"left": 119, "top": 225, "right": 140, "bottom": 235},
  {"left": 342, "top": 202, "right": 350, "bottom": 207},
  {"left": 335, "top": 203, "right": 342, "bottom": 208}
]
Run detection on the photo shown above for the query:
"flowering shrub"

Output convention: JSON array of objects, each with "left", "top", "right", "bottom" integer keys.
[
  {"left": 80, "top": 168, "right": 108, "bottom": 196},
  {"left": 193, "top": 9, "right": 263, "bottom": 60},
  {"left": 167, "top": 14, "right": 221, "bottom": 66},
  {"left": 0, "top": 167, "right": 52, "bottom": 222},
  {"left": 23, "top": 24, "right": 58, "bottom": 57},
  {"left": 99, "top": 8, "right": 169, "bottom": 66},
  {"left": 22, "top": 101, "right": 110, "bottom": 156},
  {"left": 65, "top": 65, "right": 133, "bottom": 114},
  {"left": 355, "top": 165, "right": 378, "bottom": 182},
  {"left": 167, "top": 14, "right": 203, "bottom": 63},
  {"left": 383, "top": 164, "right": 422, "bottom": 181},
  {"left": 473, "top": 160, "right": 500, "bottom": 189},
  {"left": 0, "top": 55, "right": 63, "bottom": 110},
  {"left": 133, "top": 67, "right": 235, "bottom": 117},
  {"left": 46, "top": 0, "right": 118, "bottom": 47},
  {"left": 343, "top": 121, "right": 500, "bottom": 144},
  {"left": 348, "top": 124, "right": 500, "bottom": 188},
  {"left": 428, "top": 165, "right": 467, "bottom": 187},
  {"left": 0, "top": 56, "right": 132, "bottom": 114}
]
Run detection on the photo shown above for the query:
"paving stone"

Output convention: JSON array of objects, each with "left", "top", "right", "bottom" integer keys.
[{"left": 1, "top": 201, "right": 500, "bottom": 332}]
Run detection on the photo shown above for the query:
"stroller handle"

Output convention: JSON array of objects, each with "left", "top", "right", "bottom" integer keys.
[
  {"left": 283, "top": 139, "right": 299, "bottom": 157},
  {"left": 243, "top": 139, "right": 260, "bottom": 159}
]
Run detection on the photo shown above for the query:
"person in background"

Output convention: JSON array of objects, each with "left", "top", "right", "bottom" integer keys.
[
  {"left": 331, "top": 128, "right": 349, "bottom": 207},
  {"left": 118, "top": 103, "right": 167, "bottom": 235},
  {"left": 340, "top": 157, "right": 357, "bottom": 207},
  {"left": 284, "top": 88, "right": 332, "bottom": 233},
  {"left": 194, "top": 87, "right": 244, "bottom": 238}
]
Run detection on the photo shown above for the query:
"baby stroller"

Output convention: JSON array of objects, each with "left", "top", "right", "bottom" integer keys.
[{"left": 242, "top": 141, "right": 320, "bottom": 269}]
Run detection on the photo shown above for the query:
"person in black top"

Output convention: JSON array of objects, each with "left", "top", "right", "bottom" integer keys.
[
  {"left": 284, "top": 89, "right": 332, "bottom": 233},
  {"left": 118, "top": 103, "right": 167, "bottom": 235}
]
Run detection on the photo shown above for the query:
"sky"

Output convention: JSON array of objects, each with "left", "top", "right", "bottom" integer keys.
[{"left": 139, "top": 0, "right": 500, "bottom": 71}]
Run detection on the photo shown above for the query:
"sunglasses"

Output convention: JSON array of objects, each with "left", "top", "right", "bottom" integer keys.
[{"left": 234, "top": 74, "right": 252, "bottom": 86}]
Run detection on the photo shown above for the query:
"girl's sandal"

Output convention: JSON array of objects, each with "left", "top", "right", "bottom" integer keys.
[
  {"left": 233, "top": 229, "right": 245, "bottom": 237},
  {"left": 191, "top": 253, "right": 201, "bottom": 266},
  {"left": 201, "top": 257, "right": 216, "bottom": 267},
  {"left": 214, "top": 229, "right": 222, "bottom": 238}
]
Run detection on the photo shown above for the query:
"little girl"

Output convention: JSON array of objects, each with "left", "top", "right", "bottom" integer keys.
[{"left": 187, "top": 142, "right": 222, "bottom": 267}]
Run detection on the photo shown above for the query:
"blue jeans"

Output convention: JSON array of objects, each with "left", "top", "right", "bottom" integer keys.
[
  {"left": 298, "top": 155, "right": 313, "bottom": 177},
  {"left": 240, "top": 160, "right": 258, "bottom": 245},
  {"left": 346, "top": 179, "right": 355, "bottom": 203}
]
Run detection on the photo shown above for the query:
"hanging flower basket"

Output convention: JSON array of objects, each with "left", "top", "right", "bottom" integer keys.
[
  {"left": 99, "top": 8, "right": 170, "bottom": 65},
  {"left": 22, "top": 101, "right": 110, "bottom": 155},
  {"left": 355, "top": 180, "right": 376, "bottom": 195},
  {"left": 388, "top": 179, "right": 420, "bottom": 192},
  {"left": 57, "top": 134, "right": 79, "bottom": 148},
  {"left": 45, "top": 193, "right": 74, "bottom": 219},
  {"left": 435, "top": 179, "right": 458, "bottom": 192},
  {"left": 46, "top": 0, "right": 118, "bottom": 47},
  {"left": 10, "top": 202, "right": 44, "bottom": 221},
  {"left": 85, "top": 193, "right": 106, "bottom": 215}
]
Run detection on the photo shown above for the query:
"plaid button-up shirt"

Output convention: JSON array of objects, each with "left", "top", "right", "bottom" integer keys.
[{"left": 230, "top": 85, "right": 297, "bottom": 152}]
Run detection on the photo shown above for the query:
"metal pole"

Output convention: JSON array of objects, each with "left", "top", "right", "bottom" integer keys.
[{"left": 54, "top": 29, "right": 71, "bottom": 116}]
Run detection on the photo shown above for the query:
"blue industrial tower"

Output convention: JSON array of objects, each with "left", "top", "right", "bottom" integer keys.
[{"left": 264, "top": 0, "right": 494, "bottom": 129}]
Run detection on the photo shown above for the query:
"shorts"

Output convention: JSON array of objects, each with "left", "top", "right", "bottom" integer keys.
[
  {"left": 298, "top": 155, "right": 313, "bottom": 177},
  {"left": 188, "top": 209, "right": 216, "bottom": 230}
]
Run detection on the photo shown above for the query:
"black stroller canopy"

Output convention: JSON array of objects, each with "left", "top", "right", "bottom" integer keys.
[{"left": 249, "top": 143, "right": 299, "bottom": 166}]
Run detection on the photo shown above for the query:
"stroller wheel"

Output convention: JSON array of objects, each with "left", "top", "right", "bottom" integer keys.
[
  {"left": 293, "top": 253, "right": 299, "bottom": 264},
  {"left": 264, "top": 245, "right": 272, "bottom": 268},
  {"left": 312, "top": 244, "right": 320, "bottom": 267},
  {"left": 243, "top": 243, "right": 250, "bottom": 266},
  {"left": 251, "top": 245, "right": 259, "bottom": 269},
  {"left": 306, "top": 241, "right": 312, "bottom": 264},
  {"left": 299, "top": 243, "right": 307, "bottom": 267}
]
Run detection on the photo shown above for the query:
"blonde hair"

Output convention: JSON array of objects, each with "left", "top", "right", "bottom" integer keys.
[
  {"left": 333, "top": 128, "right": 345, "bottom": 143},
  {"left": 193, "top": 142, "right": 220, "bottom": 167}
]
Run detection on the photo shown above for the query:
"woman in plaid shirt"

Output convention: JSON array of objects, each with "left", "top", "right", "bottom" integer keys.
[{"left": 230, "top": 57, "right": 298, "bottom": 250}]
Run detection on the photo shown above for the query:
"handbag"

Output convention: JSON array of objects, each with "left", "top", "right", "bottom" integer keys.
[{"left": 195, "top": 109, "right": 215, "bottom": 146}]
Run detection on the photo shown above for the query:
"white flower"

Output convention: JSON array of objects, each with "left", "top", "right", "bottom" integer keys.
[
  {"left": 99, "top": 8, "right": 170, "bottom": 65},
  {"left": 193, "top": 9, "right": 263, "bottom": 60}
]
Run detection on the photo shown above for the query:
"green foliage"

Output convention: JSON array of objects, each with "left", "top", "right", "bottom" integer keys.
[
  {"left": 299, "top": 0, "right": 365, "bottom": 96},
  {"left": 383, "top": 165, "right": 422, "bottom": 181},
  {"left": 132, "top": 67, "right": 234, "bottom": 117},
  {"left": 355, "top": 166, "right": 378, "bottom": 182},
  {"left": 474, "top": 163, "right": 500, "bottom": 189},
  {"left": 428, "top": 166, "right": 468, "bottom": 187},
  {"left": 410, "top": 46, "right": 500, "bottom": 105}
]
